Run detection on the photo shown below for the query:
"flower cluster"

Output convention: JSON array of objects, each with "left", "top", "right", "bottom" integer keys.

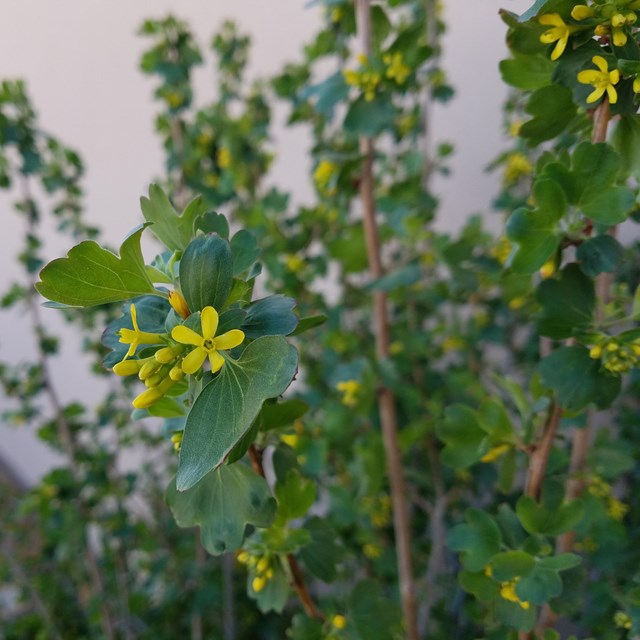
[
  {"left": 588, "top": 475, "right": 629, "bottom": 521},
  {"left": 588, "top": 336, "right": 640, "bottom": 374},
  {"left": 114, "top": 298, "right": 244, "bottom": 410},
  {"left": 336, "top": 379, "right": 360, "bottom": 407},
  {"left": 237, "top": 550, "right": 276, "bottom": 593},
  {"left": 313, "top": 159, "right": 338, "bottom": 195},
  {"left": 343, "top": 54, "right": 382, "bottom": 101},
  {"left": 383, "top": 52, "right": 411, "bottom": 85}
]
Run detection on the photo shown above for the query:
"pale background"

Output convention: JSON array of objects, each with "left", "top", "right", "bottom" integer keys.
[{"left": 0, "top": 0, "right": 530, "bottom": 483}]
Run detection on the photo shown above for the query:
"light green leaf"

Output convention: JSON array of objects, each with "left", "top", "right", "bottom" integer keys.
[
  {"left": 140, "top": 185, "right": 205, "bottom": 251},
  {"left": 580, "top": 185, "right": 634, "bottom": 225},
  {"left": 344, "top": 95, "right": 396, "bottom": 137},
  {"left": 231, "top": 230, "right": 260, "bottom": 275},
  {"left": 275, "top": 469, "right": 316, "bottom": 524},
  {"left": 612, "top": 114, "right": 640, "bottom": 181},
  {"left": 519, "top": 85, "right": 576, "bottom": 145},
  {"left": 35, "top": 225, "right": 160, "bottom": 307},
  {"left": 166, "top": 463, "right": 276, "bottom": 554},
  {"left": 177, "top": 336, "right": 298, "bottom": 491},
  {"left": 348, "top": 580, "right": 401, "bottom": 640},
  {"left": 299, "top": 516, "right": 344, "bottom": 583},
  {"left": 500, "top": 54, "right": 554, "bottom": 90},
  {"left": 436, "top": 405, "right": 487, "bottom": 468},
  {"left": 490, "top": 550, "right": 535, "bottom": 581},
  {"left": 179, "top": 235, "right": 233, "bottom": 312},
  {"left": 447, "top": 508, "right": 502, "bottom": 572}
]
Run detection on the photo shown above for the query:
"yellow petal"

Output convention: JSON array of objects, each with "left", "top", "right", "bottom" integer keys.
[
  {"left": 171, "top": 325, "right": 203, "bottom": 346},
  {"left": 201, "top": 306, "right": 219, "bottom": 340},
  {"left": 587, "top": 86, "right": 605, "bottom": 103},
  {"left": 551, "top": 36, "right": 567, "bottom": 60},
  {"left": 577, "top": 70, "right": 600, "bottom": 83},
  {"left": 209, "top": 351, "right": 225, "bottom": 373},
  {"left": 214, "top": 329, "right": 245, "bottom": 351},
  {"left": 118, "top": 327, "right": 137, "bottom": 345},
  {"left": 610, "top": 69, "right": 620, "bottom": 84},
  {"left": 130, "top": 304, "right": 139, "bottom": 331},
  {"left": 182, "top": 347, "right": 207, "bottom": 374},
  {"left": 540, "top": 30, "right": 560, "bottom": 44},
  {"left": 539, "top": 13, "right": 563, "bottom": 27},
  {"left": 606, "top": 84, "right": 618, "bottom": 104},
  {"left": 593, "top": 55, "right": 608, "bottom": 73}
]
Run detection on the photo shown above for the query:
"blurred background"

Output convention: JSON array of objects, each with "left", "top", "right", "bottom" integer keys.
[{"left": 0, "top": 0, "right": 529, "bottom": 484}]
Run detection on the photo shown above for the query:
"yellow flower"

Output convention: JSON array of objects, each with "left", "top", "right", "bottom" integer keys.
[
  {"left": 504, "top": 152, "right": 533, "bottom": 184},
  {"left": 480, "top": 444, "right": 510, "bottom": 463},
  {"left": 132, "top": 375, "right": 176, "bottom": 409},
  {"left": 500, "top": 579, "right": 530, "bottom": 610},
  {"left": 577, "top": 55, "right": 620, "bottom": 104},
  {"left": 252, "top": 576, "right": 266, "bottom": 593},
  {"left": 332, "top": 614, "right": 347, "bottom": 630},
  {"left": 170, "top": 431, "right": 183, "bottom": 452},
  {"left": 539, "top": 257, "right": 556, "bottom": 279},
  {"left": 171, "top": 306, "right": 245, "bottom": 375},
  {"left": 363, "top": 543, "right": 382, "bottom": 559},
  {"left": 313, "top": 159, "right": 338, "bottom": 193},
  {"left": 336, "top": 379, "right": 360, "bottom": 407},
  {"left": 539, "top": 13, "right": 575, "bottom": 60},
  {"left": 612, "top": 26, "right": 627, "bottom": 46},
  {"left": 607, "top": 497, "right": 629, "bottom": 521},
  {"left": 117, "top": 304, "right": 165, "bottom": 359},
  {"left": 217, "top": 147, "right": 231, "bottom": 169},
  {"left": 280, "top": 433, "right": 299, "bottom": 449},
  {"left": 285, "top": 254, "right": 304, "bottom": 273},
  {"left": 384, "top": 52, "right": 411, "bottom": 85},
  {"left": 169, "top": 290, "right": 190, "bottom": 319},
  {"left": 614, "top": 610, "right": 633, "bottom": 629}
]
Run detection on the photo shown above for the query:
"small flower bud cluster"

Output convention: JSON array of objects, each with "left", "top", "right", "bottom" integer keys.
[
  {"left": 571, "top": 1, "right": 640, "bottom": 47},
  {"left": 589, "top": 337, "right": 640, "bottom": 374},
  {"left": 336, "top": 379, "right": 360, "bottom": 407},
  {"left": 588, "top": 475, "right": 629, "bottom": 521},
  {"left": 383, "top": 52, "right": 410, "bottom": 85},
  {"left": 343, "top": 55, "right": 382, "bottom": 101},
  {"left": 237, "top": 550, "right": 276, "bottom": 593}
]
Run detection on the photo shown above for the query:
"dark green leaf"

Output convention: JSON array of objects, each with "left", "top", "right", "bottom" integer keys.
[
  {"left": 299, "top": 517, "right": 344, "bottom": 582},
  {"left": 436, "top": 405, "right": 487, "bottom": 468},
  {"left": 447, "top": 508, "right": 502, "bottom": 572},
  {"left": 577, "top": 235, "right": 625, "bottom": 277},
  {"left": 344, "top": 95, "right": 396, "bottom": 137},
  {"left": 231, "top": 230, "right": 260, "bottom": 275},
  {"left": 536, "top": 264, "right": 595, "bottom": 339},
  {"left": 500, "top": 54, "right": 553, "bottom": 90},
  {"left": 519, "top": 85, "right": 576, "bottom": 145},
  {"left": 179, "top": 235, "right": 233, "bottom": 312},
  {"left": 177, "top": 336, "right": 298, "bottom": 490},
  {"left": 259, "top": 399, "right": 309, "bottom": 430},
  {"left": 166, "top": 463, "right": 276, "bottom": 554},
  {"left": 538, "top": 346, "right": 621, "bottom": 411},
  {"left": 348, "top": 580, "right": 401, "bottom": 640},
  {"left": 290, "top": 314, "right": 327, "bottom": 336},
  {"left": 242, "top": 295, "right": 299, "bottom": 338}
]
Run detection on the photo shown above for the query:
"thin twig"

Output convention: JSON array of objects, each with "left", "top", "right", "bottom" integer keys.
[
  {"left": 354, "top": 3, "right": 419, "bottom": 638},
  {"left": 248, "top": 445, "right": 325, "bottom": 621},
  {"left": 525, "top": 402, "right": 563, "bottom": 500}
]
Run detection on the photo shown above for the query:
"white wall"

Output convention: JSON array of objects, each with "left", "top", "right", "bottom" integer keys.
[{"left": 0, "top": 0, "right": 530, "bottom": 483}]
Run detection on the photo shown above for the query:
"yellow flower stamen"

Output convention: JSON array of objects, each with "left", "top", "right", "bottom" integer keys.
[
  {"left": 171, "top": 306, "right": 245, "bottom": 375},
  {"left": 577, "top": 55, "right": 619, "bottom": 104}
]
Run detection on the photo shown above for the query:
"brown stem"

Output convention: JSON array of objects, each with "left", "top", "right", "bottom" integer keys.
[
  {"left": 355, "top": 3, "right": 419, "bottom": 638},
  {"left": 247, "top": 445, "right": 325, "bottom": 621},
  {"left": 525, "top": 402, "right": 563, "bottom": 500},
  {"left": 536, "top": 98, "right": 612, "bottom": 634}
]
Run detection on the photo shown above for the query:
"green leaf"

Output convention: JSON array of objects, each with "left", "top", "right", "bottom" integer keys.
[
  {"left": 477, "top": 398, "right": 516, "bottom": 442},
  {"left": 242, "top": 295, "right": 299, "bottom": 338},
  {"left": 538, "top": 346, "right": 621, "bottom": 411},
  {"left": 177, "top": 336, "right": 298, "bottom": 491},
  {"left": 348, "top": 580, "right": 401, "bottom": 640},
  {"left": 195, "top": 210, "right": 229, "bottom": 238},
  {"left": 299, "top": 516, "right": 344, "bottom": 582},
  {"left": 518, "top": 0, "right": 575, "bottom": 22},
  {"left": 275, "top": 469, "right": 316, "bottom": 524},
  {"left": 344, "top": 95, "right": 396, "bottom": 137},
  {"left": 250, "top": 564, "right": 290, "bottom": 613},
  {"left": 436, "top": 405, "right": 487, "bottom": 468},
  {"left": 612, "top": 115, "right": 640, "bottom": 181},
  {"left": 580, "top": 185, "right": 634, "bottom": 225},
  {"left": 447, "top": 508, "right": 502, "bottom": 572},
  {"left": 537, "top": 553, "right": 581, "bottom": 571},
  {"left": 140, "top": 185, "right": 204, "bottom": 251},
  {"left": 179, "top": 235, "right": 233, "bottom": 313},
  {"left": 572, "top": 142, "right": 620, "bottom": 196},
  {"left": 290, "top": 314, "right": 327, "bottom": 336},
  {"left": 259, "top": 399, "right": 309, "bottom": 431},
  {"left": 166, "top": 463, "right": 276, "bottom": 554},
  {"left": 519, "top": 85, "right": 576, "bottom": 145},
  {"left": 231, "top": 230, "right": 260, "bottom": 275},
  {"left": 577, "top": 235, "right": 625, "bottom": 277},
  {"left": 516, "top": 565, "right": 562, "bottom": 605},
  {"left": 36, "top": 225, "right": 159, "bottom": 307},
  {"left": 536, "top": 264, "right": 595, "bottom": 339},
  {"left": 328, "top": 225, "right": 368, "bottom": 273},
  {"left": 301, "top": 71, "right": 350, "bottom": 118},
  {"left": 490, "top": 551, "right": 535, "bottom": 581},
  {"left": 459, "top": 570, "right": 500, "bottom": 602},
  {"left": 287, "top": 614, "right": 323, "bottom": 640},
  {"left": 506, "top": 179, "right": 566, "bottom": 273},
  {"left": 500, "top": 54, "right": 554, "bottom": 90},
  {"left": 516, "top": 494, "right": 584, "bottom": 536},
  {"left": 495, "top": 598, "right": 537, "bottom": 632}
]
